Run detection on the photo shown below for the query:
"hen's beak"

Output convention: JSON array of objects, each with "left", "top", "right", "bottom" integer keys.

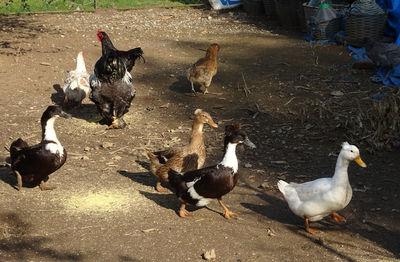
[
  {"left": 354, "top": 156, "right": 367, "bottom": 168},
  {"left": 208, "top": 121, "right": 218, "bottom": 128}
]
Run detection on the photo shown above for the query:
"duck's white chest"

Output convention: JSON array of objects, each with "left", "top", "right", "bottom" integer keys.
[
  {"left": 45, "top": 142, "right": 64, "bottom": 158},
  {"left": 43, "top": 118, "right": 64, "bottom": 158}
]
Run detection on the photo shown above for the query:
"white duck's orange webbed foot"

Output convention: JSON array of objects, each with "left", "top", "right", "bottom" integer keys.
[
  {"left": 331, "top": 212, "right": 346, "bottom": 222},
  {"left": 305, "top": 217, "right": 321, "bottom": 234}
]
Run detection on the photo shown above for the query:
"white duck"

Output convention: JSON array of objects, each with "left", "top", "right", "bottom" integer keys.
[
  {"left": 277, "top": 142, "right": 366, "bottom": 234},
  {"left": 63, "top": 51, "right": 90, "bottom": 108}
]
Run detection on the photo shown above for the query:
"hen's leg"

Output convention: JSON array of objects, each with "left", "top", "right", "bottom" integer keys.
[
  {"left": 191, "top": 82, "right": 196, "bottom": 95},
  {"left": 107, "top": 109, "right": 120, "bottom": 129},
  {"left": 203, "top": 84, "right": 209, "bottom": 94}
]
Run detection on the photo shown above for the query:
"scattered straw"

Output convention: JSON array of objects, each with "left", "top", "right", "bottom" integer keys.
[{"left": 61, "top": 189, "right": 146, "bottom": 215}]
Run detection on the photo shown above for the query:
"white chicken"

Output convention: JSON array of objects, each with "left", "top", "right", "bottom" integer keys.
[{"left": 63, "top": 51, "right": 90, "bottom": 108}]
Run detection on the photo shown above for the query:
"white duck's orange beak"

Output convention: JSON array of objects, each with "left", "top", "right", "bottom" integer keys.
[{"left": 354, "top": 156, "right": 367, "bottom": 168}]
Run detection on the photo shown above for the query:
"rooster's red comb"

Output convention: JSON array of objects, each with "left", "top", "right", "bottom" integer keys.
[{"left": 97, "top": 29, "right": 103, "bottom": 42}]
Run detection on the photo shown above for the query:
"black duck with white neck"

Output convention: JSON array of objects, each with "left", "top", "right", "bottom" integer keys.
[
  {"left": 168, "top": 124, "right": 256, "bottom": 219},
  {"left": 10, "top": 105, "right": 71, "bottom": 190}
]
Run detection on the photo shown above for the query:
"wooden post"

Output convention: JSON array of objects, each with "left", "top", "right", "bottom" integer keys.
[{"left": 94, "top": 0, "right": 97, "bottom": 9}]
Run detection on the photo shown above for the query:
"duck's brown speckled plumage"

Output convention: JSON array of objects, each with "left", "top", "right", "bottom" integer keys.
[{"left": 145, "top": 109, "right": 218, "bottom": 192}]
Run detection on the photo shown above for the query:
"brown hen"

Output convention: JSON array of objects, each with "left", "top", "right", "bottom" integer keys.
[{"left": 187, "top": 43, "right": 220, "bottom": 94}]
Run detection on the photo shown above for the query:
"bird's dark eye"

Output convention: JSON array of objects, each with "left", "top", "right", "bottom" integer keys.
[{"left": 350, "top": 150, "right": 354, "bottom": 153}]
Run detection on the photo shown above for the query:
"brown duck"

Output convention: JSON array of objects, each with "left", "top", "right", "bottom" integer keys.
[{"left": 145, "top": 109, "right": 218, "bottom": 192}]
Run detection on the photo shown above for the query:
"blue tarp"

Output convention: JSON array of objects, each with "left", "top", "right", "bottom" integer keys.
[
  {"left": 349, "top": 45, "right": 400, "bottom": 88},
  {"left": 375, "top": 0, "right": 400, "bottom": 87},
  {"left": 350, "top": 0, "right": 400, "bottom": 87},
  {"left": 376, "top": 0, "right": 400, "bottom": 45}
]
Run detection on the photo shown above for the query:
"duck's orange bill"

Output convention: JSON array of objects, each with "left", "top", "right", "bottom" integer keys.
[
  {"left": 355, "top": 156, "right": 367, "bottom": 168},
  {"left": 209, "top": 121, "right": 218, "bottom": 128}
]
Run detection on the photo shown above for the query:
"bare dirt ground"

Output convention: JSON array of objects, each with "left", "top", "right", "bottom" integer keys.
[{"left": 0, "top": 7, "right": 399, "bottom": 262}]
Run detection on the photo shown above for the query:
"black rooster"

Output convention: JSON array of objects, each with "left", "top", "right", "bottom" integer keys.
[{"left": 90, "top": 29, "right": 144, "bottom": 129}]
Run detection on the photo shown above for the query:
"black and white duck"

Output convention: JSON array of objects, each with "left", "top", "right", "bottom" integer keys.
[
  {"left": 168, "top": 123, "right": 256, "bottom": 219},
  {"left": 9, "top": 105, "right": 71, "bottom": 190}
]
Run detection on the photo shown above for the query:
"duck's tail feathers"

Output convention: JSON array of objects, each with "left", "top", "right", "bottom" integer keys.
[
  {"left": 277, "top": 180, "right": 289, "bottom": 194},
  {"left": 277, "top": 180, "right": 301, "bottom": 209},
  {"left": 143, "top": 148, "right": 160, "bottom": 174},
  {"left": 10, "top": 138, "right": 28, "bottom": 159}
]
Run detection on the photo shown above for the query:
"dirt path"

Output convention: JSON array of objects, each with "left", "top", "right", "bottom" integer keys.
[{"left": 0, "top": 8, "right": 399, "bottom": 262}]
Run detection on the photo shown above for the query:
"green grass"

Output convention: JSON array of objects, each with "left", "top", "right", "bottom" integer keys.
[{"left": 0, "top": 0, "right": 206, "bottom": 13}]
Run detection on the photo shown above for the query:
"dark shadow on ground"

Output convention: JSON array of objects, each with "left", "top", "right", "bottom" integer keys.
[
  {"left": 63, "top": 103, "right": 99, "bottom": 123},
  {"left": 169, "top": 75, "right": 194, "bottom": 94},
  {"left": 139, "top": 190, "right": 180, "bottom": 214},
  {"left": 297, "top": 232, "right": 358, "bottom": 262},
  {"left": 50, "top": 84, "right": 99, "bottom": 123},
  {"left": 117, "top": 169, "right": 154, "bottom": 188},
  {"left": 0, "top": 165, "right": 17, "bottom": 190},
  {"left": 356, "top": 221, "right": 400, "bottom": 259},
  {"left": 239, "top": 182, "right": 298, "bottom": 226},
  {"left": 0, "top": 212, "right": 84, "bottom": 261},
  {"left": 118, "top": 255, "right": 140, "bottom": 262},
  {"left": 135, "top": 160, "right": 150, "bottom": 171}
]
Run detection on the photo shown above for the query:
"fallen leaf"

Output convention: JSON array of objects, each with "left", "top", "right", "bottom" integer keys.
[
  {"left": 202, "top": 249, "right": 216, "bottom": 260},
  {"left": 330, "top": 90, "right": 344, "bottom": 96},
  {"left": 142, "top": 228, "right": 156, "bottom": 233},
  {"left": 101, "top": 142, "right": 114, "bottom": 149}
]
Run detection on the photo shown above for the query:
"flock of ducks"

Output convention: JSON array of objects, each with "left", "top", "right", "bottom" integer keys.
[{"left": 7, "top": 30, "right": 368, "bottom": 234}]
